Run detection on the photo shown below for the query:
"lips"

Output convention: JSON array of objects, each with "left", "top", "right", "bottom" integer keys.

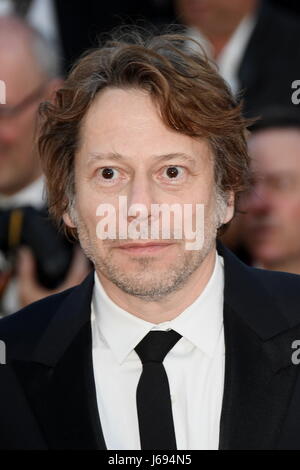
[
  {"left": 118, "top": 241, "right": 172, "bottom": 248},
  {"left": 115, "top": 241, "right": 174, "bottom": 254}
]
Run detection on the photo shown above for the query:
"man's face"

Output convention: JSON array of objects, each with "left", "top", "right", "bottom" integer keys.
[
  {"left": 64, "top": 88, "right": 233, "bottom": 300},
  {"left": 241, "top": 128, "right": 300, "bottom": 266},
  {"left": 0, "top": 42, "right": 44, "bottom": 195}
]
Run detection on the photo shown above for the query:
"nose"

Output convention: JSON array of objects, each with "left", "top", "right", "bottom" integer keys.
[{"left": 126, "top": 173, "right": 156, "bottom": 224}]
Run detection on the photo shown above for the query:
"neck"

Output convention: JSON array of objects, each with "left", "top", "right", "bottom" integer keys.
[
  {"left": 0, "top": 169, "right": 42, "bottom": 197},
  {"left": 198, "top": 6, "right": 256, "bottom": 59},
  {"left": 209, "top": 35, "right": 231, "bottom": 60},
  {"left": 97, "top": 246, "right": 216, "bottom": 324}
]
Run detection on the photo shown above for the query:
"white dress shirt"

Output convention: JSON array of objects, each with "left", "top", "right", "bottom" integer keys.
[
  {"left": 91, "top": 251, "right": 225, "bottom": 450},
  {"left": 186, "top": 14, "right": 256, "bottom": 95}
]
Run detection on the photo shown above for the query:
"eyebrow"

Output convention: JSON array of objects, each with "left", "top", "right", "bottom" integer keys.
[{"left": 86, "top": 152, "right": 197, "bottom": 165}]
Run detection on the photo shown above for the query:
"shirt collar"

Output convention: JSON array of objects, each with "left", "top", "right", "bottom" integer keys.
[
  {"left": 217, "top": 14, "right": 256, "bottom": 94},
  {"left": 0, "top": 175, "right": 45, "bottom": 209},
  {"left": 185, "top": 13, "right": 256, "bottom": 95},
  {"left": 91, "top": 250, "right": 224, "bottom": 364}
]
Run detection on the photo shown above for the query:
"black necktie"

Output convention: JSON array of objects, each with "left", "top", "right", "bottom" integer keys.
[{"left": 134, "top": 329, "right": 182, "bottom": 450}]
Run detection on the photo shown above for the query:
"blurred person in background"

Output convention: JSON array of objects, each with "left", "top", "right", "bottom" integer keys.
[
  {"left": 0, "top": 0, "right": 174, "bottom": 73},
  {"left": 175, "top": 0, "right": 300, "bottom": 117},
  {"left": 0, "top": 16, "right": 90, "bottom": 316},
  {"left": 239, "top": 109, "right": 300, "bottom": 274}
]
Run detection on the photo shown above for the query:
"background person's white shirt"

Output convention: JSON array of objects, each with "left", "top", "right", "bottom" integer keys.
[
  {"left": 186, "top": 14, "right": 256, "bottom": 95},
  {"left": 0, "top": 0, "right": 61, "bottom": 53},
  {"left": 91, "top": 250, "right": 225, "bottom": 450}
]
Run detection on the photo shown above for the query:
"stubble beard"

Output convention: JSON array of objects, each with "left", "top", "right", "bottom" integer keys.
[{"left": 69, "top": 190, "right": 227, "bottom": 301}]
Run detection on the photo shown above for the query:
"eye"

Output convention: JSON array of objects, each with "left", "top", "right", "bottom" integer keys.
[
  {"left": 162, "top": 166, "right": 185, "bottom": 180},
  {"left": 98, "top": 167, "right": 120, "bottom": 181}
]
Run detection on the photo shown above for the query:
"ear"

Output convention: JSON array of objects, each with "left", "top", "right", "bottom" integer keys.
[
  {"left": 63, "top": 211, "right": 76, "bottom": 229},
  {"left": 223, "top": 190, "right": 235, "bottom": 224}
]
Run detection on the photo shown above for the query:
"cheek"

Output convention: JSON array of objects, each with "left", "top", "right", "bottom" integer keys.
[
  {"left": 75, "top": 184, "right": 100, "bottom": 227},
  {"left": 203, "top": 184, "right": 219, "bottom": 213},
  {"left": 278, "top": 201, "right": 300, "bottom": 234},
  {"left": 19, "top": 108, "right": 37, "bottom": 137},
  {"left": 187, "top": 173, "right": 215, "bottom": 204},
  {"left": 277, "top": 197, "right": 300, "bottom": 220}
]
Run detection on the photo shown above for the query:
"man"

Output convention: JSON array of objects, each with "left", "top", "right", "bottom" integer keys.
[
  {"left": 239, "top": 109, "right": 300, "bottom": 274},
  {"left": 175, "top": 0, "right": 300, "bottom": 117},
  {"left": 0, "top": 0, "right": 173, "bottom": 73},
  {"left": 1, "top": 31, "right": 300, "bottom": 451},
  {"left": 0, "top": 16, "right": 89, "bottom": 316}
]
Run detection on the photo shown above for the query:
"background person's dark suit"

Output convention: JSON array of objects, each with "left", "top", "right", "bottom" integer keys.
[
  {"left": 14, "top": 1, "right": 300, "bottom": 119},
  {"left": 1, "top": 241, "right": 300, "bottom": 449},
  {"left": 53, "top": 0, "right": 174, "bottom": 73},
  {"left": 238, "top": 1, "right": 300, "bottom": 117}
]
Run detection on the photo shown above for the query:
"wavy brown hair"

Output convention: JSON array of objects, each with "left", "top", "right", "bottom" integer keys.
[{"left": 38, "top": 29, "right": 251, "bottom": 239}]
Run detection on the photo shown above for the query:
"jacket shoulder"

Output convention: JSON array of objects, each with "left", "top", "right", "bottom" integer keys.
[
  {"left": 250, "top": 266, "right": 300, "bottom": 326},
  {"left": 0, "top": 286, "right": 76, "bottom": 359}
]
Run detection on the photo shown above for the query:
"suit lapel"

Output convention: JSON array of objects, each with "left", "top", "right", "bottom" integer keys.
[
  {"left": 11, "top": 272, "right": 107, "bottom": 449},
  {"left": 219, "top": 302, "right": 300, "bottom": 449},
  {"left": 218, "top": 242, "right": 300, "bottom": 449},
  {"left": 9, "top": 242, "right": 300, "bottom": 449}
]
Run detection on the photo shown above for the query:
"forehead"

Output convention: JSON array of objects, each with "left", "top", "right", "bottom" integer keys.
[
  {"left": 248, "top": 128, "right": 300, "bottom": 174},
  {"left": 0, "top": 40, "right": 43, "bottom": 102},
  {"left": 78, "top": 87, "right": 211, "bottom": 164}
]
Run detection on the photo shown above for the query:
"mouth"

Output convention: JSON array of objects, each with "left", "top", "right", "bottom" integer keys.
[{"left": 114, "top": 241, "right": 175, "bottom": 255}]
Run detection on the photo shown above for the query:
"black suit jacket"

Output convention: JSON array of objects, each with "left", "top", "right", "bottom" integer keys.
[
  {"left": 238, "top": 2, "right": 300, "bottom": 117},
  {"left": 1, "top": 241, "right": 300, "bottom": 449},
  {"left": 53, "top": 0, "right": 173, "bottom": 73},
  {"left": 53, "top": 2, "right": 300, "bottom": 119}
]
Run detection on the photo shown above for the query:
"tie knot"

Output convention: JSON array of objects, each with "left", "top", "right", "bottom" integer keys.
[{"left": 135, "top": 329, "right": 182, "bottom": 364}]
